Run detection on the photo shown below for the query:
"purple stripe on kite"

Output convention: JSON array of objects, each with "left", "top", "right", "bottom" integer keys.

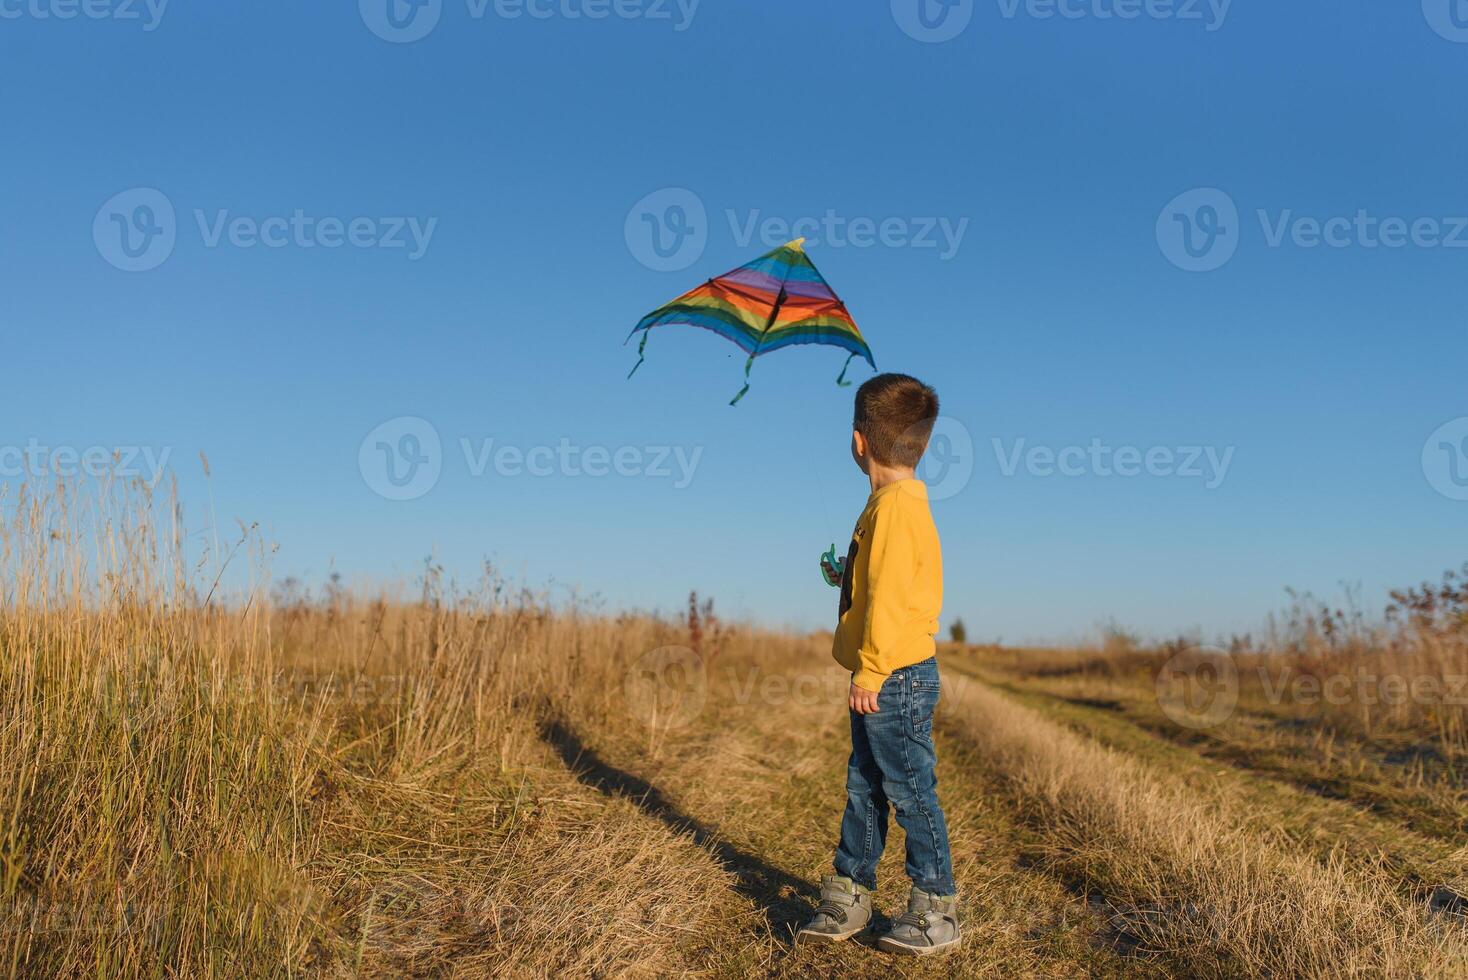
[
  {"left": 714, "top": 267, "right": 783, "bottom": 296},
  {"left": 781, "top": 278, "right": 841, "bottom": 300},
  {"left": 721, "top": 267, "right": 837, "bottom": 300}
]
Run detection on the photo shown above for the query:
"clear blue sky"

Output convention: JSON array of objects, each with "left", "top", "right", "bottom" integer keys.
[{"left": 4, "top": 2, "right": 1466, "bottom": 642}]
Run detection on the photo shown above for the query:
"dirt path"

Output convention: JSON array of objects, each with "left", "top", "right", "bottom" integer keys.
[
  {"left": 533, "top": 647, "right": 1466, "bottom": 977},
  {"left": 540, "top": 655, "right": 1169, "bottom": 977}
]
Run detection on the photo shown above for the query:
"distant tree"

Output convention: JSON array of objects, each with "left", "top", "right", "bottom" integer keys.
[
  {"left": 949, "top": 618, "right": 967, "bottom": 644},
  {"left": 1098, "top": 618, "right": 1141, "bottom": 657},
  {"left": 686, "top": 590, "right": 727, "bottom": 661}
]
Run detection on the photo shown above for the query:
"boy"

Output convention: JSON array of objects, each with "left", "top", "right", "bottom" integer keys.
[{"left": 796, "top": 373, "right": 959, "bottom": 955}]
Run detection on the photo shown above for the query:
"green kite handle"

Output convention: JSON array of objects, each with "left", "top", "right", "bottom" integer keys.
[{"left": 821, "top": 543, "right": 845, "bottom": 588}]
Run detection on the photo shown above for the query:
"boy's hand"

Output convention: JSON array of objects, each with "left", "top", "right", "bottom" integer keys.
[
  {"left": 820, "top": 544, "right": 845, "bottom": 588},
  {"left": 820, "top": 557, "right": 844, "bottom": 587},
  {"left": 849, "top": 682, "right": 880, "bottom": 714}
]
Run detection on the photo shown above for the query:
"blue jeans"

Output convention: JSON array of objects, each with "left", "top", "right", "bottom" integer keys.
[{"left": 834, "top": 657, "right": 955, "bottom": 895}]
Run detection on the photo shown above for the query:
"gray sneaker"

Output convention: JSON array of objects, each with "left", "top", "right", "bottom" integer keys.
[
  {"left": 877, "top": 887, "right": 960, "bottom": 955},
  {"left": 795, "top": 875, "right": 874, "bottom": 944}
]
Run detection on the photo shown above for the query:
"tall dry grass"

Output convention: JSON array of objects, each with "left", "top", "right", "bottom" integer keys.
[
  {"left": 5, "top": 476, "right": 1463, "bottom": 976},
  {"left": 1261, "top": 582, "right": 1468, "bottom": 753},
  {"left": 0, "top": 479, "right": 764, "bottom": 976},
  {"left": 982, "top": 578, "right": 1468, "bottom": 760}
]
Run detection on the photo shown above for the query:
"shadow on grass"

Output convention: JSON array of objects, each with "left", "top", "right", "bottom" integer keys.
[{"left": 539, "top": 718, "right": 820, "bottom": 943}]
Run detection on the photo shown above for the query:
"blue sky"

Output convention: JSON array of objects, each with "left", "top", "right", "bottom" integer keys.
[{"left": 3, "top": 1, "right": 1466, "bottom": 642}]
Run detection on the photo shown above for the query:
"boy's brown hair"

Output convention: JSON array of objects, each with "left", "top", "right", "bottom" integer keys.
[{"left": 853, "top": 373, "right": 940, "bottom": 468}]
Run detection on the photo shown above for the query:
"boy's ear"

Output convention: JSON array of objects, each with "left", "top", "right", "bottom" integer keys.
[{"left": 852, "top": 428, "right": 867, "bottom": 458}]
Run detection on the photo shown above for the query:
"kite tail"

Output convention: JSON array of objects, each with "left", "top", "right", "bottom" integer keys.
[
  {"left": 626, "top": 331, "right": 649, "bottom": 379},
  {"left": 729, "top": 353, "right": 755, "bottom": 406},
  {"left": 835, "top": 352, "right": 858, "bottom": 387}
]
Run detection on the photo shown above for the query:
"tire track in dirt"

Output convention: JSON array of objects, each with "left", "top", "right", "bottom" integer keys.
[
  {"left": 935, "top": 664, "right": 1468, "bottom": 977},
  {"left": 969, "top": 674, "right": 1467, "bottom": 896}
]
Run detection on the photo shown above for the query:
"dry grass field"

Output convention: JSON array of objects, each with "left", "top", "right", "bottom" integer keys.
[{"left": 3, "top": 480, "right": 1465, "bottom": 977}]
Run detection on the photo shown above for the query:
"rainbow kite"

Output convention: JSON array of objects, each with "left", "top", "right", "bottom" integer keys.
[{"left": 626, "top": 238, "right": 876, "bottom": 404}]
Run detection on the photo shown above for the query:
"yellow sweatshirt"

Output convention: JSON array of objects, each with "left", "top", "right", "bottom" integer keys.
[{"left": 832, "top": 478, "right": 943, "bottom": 692}]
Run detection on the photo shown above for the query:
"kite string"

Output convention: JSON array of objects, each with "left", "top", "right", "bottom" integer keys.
[{"left": 812, "top": 461, "right": 836, "bottom": 545}]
